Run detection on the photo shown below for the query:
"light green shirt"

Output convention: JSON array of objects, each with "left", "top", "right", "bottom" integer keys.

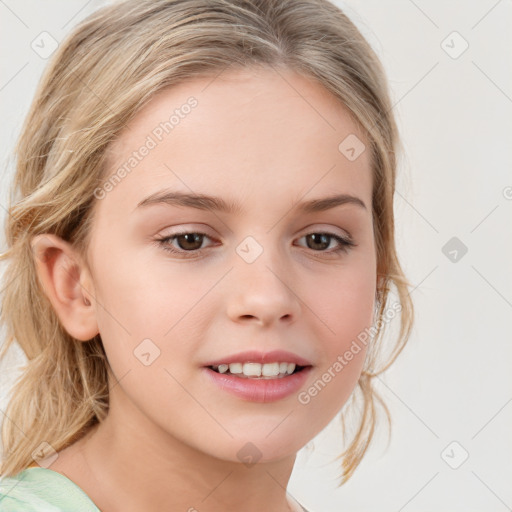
[
  {"left": 1, "top": 467, "right": 312, "bottom": 511},
  {"left": 0, "top": 467, "right": 100, "bottom": 511}
]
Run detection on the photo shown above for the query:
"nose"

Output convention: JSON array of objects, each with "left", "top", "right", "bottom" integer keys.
[{"left": 226, "top": 249, "right": 301, "bottom": 327}]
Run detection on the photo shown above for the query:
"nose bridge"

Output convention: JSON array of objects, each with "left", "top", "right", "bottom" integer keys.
[{"left": 226, "top": 233, "right": 300, "bottom": 325}]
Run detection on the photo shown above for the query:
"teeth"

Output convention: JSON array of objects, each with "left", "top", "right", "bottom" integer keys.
[
  {"left": 243, "top": 362, "right": 262, "bottom": 376},
  {"left": 212, "top": 362, "right": 299, "bottom": 378},
  {"left": 229, "top": 362, "right": 243, "bottom": 374},
  {"left": 262, "top": 362, "right": 280, "bottom": 376}
]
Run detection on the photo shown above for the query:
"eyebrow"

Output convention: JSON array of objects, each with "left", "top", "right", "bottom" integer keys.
[{"left": 134, "top": 190, "right": 367, "bottom": 214}]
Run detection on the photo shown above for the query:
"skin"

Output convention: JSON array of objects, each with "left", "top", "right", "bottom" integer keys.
[{"left": 32, "top": 65, "right": 379, "bottom": 512}]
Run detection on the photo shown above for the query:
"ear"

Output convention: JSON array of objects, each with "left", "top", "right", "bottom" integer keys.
[{"left": 31, "top": 234, "right": 99, "bottom": 341}]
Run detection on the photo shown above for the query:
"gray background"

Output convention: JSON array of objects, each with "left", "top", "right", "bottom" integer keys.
[{"left": 1, "top": 1, "right": 511, "bottom": 511}]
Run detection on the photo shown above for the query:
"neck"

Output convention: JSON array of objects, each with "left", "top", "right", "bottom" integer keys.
[{"left": 69, "top": 387, "right": 302, "bottom": 512}]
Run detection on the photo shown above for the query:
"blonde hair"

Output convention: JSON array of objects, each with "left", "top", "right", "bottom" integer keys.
[{"left": 0, "top": 0, "right": 413, "bottom": 483}]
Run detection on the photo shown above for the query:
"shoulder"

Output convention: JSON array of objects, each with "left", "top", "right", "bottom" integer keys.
[{"left": 0, "top": 467, "right": 100, "bottom": 511}]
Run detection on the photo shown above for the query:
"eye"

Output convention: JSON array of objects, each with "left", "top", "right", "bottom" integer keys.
[
  {"left": 155, "top": 231, "right": 215, "bottom": 258},
  {"left": 295, "top": 232, "right": 355, "bottom": 254},
  {"left": 154, "top": 230, "right": 356, "bottom": 259}
]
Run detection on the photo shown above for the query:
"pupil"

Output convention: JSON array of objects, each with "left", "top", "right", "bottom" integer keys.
[{"left": 308, "top": 233, "right": 329, "bottom": 250}]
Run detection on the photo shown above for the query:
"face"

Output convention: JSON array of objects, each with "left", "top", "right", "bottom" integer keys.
[{"left": 84, "top": 66, "right": 377, "bottom": 463}]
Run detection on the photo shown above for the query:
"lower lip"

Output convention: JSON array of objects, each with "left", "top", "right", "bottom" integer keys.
[{"left": 202, "top": 366, "right": 312, "bottom": 403}]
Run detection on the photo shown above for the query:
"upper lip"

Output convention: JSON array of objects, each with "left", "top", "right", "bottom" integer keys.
[{"left": 203, "top": 350, "right": 312, "bottom": 367}]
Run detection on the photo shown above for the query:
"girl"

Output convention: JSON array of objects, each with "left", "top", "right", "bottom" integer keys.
[{"left": 0, "top": 0, "right": 413, "bottom": 510}]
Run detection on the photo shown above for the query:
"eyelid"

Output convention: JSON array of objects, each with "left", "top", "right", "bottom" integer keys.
[{"left": 296, "top": 224, "right": 355, "bottom": 245}]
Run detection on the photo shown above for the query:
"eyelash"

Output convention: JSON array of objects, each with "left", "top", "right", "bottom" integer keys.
[{"left": 154, "top": 230, "right": 356, "bottom": 259}]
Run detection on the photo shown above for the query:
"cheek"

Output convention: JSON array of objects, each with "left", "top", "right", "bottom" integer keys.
[
  {"left": 91, "top": 252, "right": 214, "bottom": 375},
  {"left": 93, "top": 249, "right": 190, "bottom": 332},
  {"left": 309, "top": 254, "right": 376, "bottom": 349},
  {"left": 296, "top": 259, "right": 375, "bottom": 421}
]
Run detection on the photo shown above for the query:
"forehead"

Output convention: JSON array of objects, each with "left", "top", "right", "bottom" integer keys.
[{"left": 100, "top": 66, "right": 372, "bottom": 217}]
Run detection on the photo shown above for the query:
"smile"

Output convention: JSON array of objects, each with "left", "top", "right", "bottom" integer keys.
[
  {"left": 203, "top": 365, "right": 312, "bottom": 402},
  {"left": 209, "top": 362, "right": 303, "bottom": 378}
]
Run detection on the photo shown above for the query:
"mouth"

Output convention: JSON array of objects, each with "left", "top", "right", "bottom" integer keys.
[
  {"left": 202, "top": 362, "right": 313, "bottom": 402},
  {"left": 206, "top": 362, "right": 310, "bottom": 379}
]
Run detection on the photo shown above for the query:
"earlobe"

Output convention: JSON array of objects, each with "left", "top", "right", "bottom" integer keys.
[{"left": 31, "top": 234, "right": 99, "bottom": 341}]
